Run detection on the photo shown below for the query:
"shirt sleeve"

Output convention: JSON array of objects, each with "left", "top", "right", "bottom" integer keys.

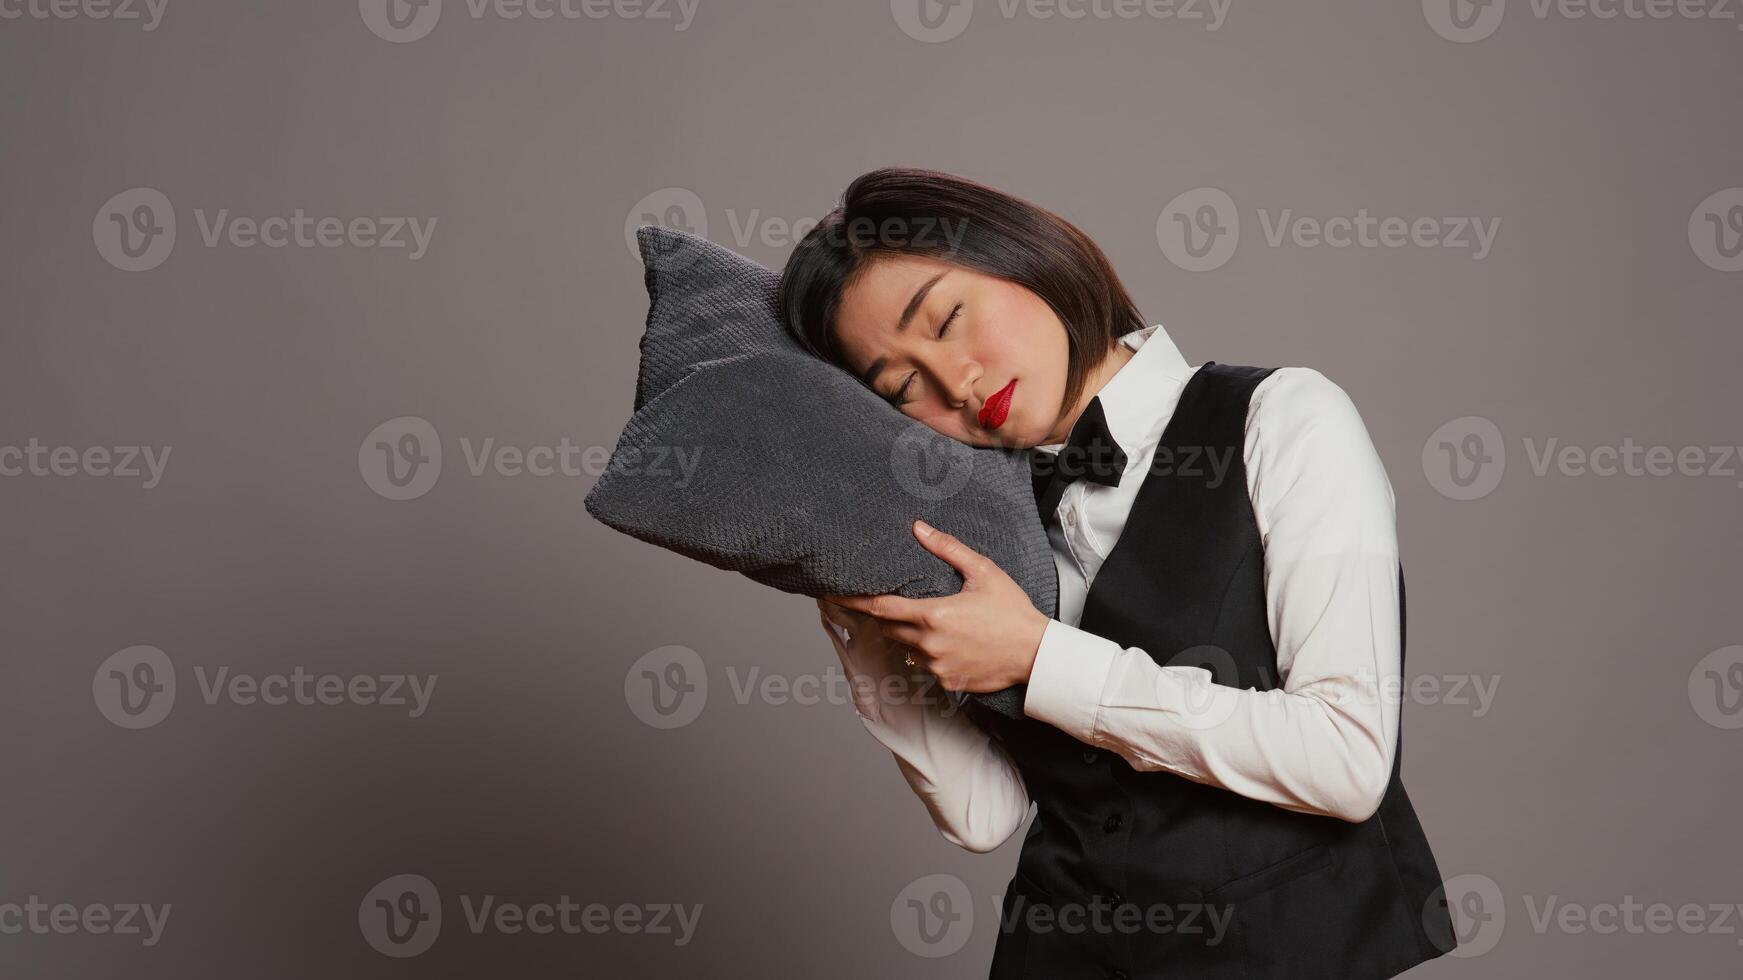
[
  {"left": 819, "top": 610, "right": 1032, "bottom": 853},
  {"left": 1020, "top": 367, "right": 1402, "bottom": 823}
]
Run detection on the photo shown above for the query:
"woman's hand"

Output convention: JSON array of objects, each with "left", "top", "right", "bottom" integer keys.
[
  {"left": 817, "top": 597, "right": 908, "bottom": 677},
  {"left": 824, "top": 519, "right": 1050, "bottom": 695},
  {"left": 816, "top": 596, "right": 930, "bottom": 724}
]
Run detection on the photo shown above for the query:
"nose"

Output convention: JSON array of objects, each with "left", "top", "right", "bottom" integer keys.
[{"left": 920, "top": 350, "right": 980, "bottom": 413}]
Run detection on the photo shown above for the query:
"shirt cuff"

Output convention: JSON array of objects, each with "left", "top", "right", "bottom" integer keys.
[{"left": 1021, "top": 619, "right": 1122, "bottom": 743}]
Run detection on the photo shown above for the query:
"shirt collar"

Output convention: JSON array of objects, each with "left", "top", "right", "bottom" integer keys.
[{"left": 1032, "top": 322, "right": 1192, "bottom": 459}]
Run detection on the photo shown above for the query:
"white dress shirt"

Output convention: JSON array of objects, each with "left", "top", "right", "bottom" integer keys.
[{"left": 820, "top": 323, "right": 1402, "bottom": 853}]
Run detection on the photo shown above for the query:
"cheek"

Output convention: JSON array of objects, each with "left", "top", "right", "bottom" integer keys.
[
  {"left": 972, "top": 299, "right": 1038, "bottom": 371},
  {"left": 983, "top": 287, "right": 1060, "bottom": 354},
  {"left": 978, "top": 305, "right": 1064, "bottom": 392},
  {"left": 915, "top": 406, "right": 964, "bottom": 436}
]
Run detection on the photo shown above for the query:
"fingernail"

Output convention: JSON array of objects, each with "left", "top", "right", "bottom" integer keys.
[{"left": 914, "top": 519, "right": 933, "bottom": 538}]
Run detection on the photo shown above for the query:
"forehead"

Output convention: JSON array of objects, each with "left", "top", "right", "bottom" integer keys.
[{"left": 836, "top": 254, "right": 956, "bottom": 353}]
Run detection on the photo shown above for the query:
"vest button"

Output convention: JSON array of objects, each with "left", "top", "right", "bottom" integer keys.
[
  {"left": 1103, "top": 813, "right": 1122, "bottom": 832},
  {"left": 1107, "top": 970, "right": 1131, "bottom": 980},
  {"left": 1081, "top": 748, "right": 1099, "bottom": 764}
]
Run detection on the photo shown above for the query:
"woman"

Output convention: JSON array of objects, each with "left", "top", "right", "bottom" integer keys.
[{"left": 778, "top": 167, "right": 1457, "bottom": 979}]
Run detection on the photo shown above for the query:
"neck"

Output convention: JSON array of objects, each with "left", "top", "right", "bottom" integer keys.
[{"left": 1044, "top": 341, "right": 1135, "bottom": 445}]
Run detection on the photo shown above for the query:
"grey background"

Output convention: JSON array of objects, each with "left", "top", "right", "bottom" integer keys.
[{"left": 3, "top": 1, "right": 1740, "bottom": 976}]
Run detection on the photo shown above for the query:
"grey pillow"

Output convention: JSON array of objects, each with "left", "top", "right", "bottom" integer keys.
[{"left": 584, "top": 225, "right": 1056, "bottom": 719}]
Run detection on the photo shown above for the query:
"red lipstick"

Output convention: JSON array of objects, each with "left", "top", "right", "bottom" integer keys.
[{"left": 979, "top": 379, "right": 1017, "bottom": 429}]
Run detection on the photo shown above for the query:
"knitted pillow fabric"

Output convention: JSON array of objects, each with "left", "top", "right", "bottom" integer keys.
[{"left": 583, "top": 225, "right": 1057, "bottom": 719}]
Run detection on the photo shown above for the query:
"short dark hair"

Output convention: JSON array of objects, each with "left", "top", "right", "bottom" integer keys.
[{"left": 778, "top": 167, "right": 1145, "bottom": 433}]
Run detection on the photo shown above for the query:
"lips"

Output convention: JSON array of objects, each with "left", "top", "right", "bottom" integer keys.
[{"left": 979, "top": 379, "right": 1017, "bottom": 429}]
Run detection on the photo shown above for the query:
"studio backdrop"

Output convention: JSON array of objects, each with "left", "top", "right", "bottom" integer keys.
[{"left": 2, "top": 2, "right": 1740, "bottom": 977}]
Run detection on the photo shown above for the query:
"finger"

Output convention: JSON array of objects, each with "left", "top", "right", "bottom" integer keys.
[
  {"left": 818, "top": 600, "right": 863, "bottom": 634},
  {"left": 825, "top": 592, "right": 928, "bottom": 624},
  {"left": 819, "top": 596, "right": 854, "bottom": 623},
  {"left": 818, "top": 607, "right": 848, "bottom": 646},
  {"left": 913, "top": 520, "right": 992, "bottom": 583},
  {"left": 882, "top": 621, "right": 927, "bottom": 649}
]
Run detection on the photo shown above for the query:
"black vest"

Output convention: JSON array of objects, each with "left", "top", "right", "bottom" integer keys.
[{"left": 967, "top": 363, "right": 1458, "bottom": 980}]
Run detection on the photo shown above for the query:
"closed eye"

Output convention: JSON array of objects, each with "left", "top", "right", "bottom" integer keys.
[
  {"left": 938, "top": 302, "right": 961, "bottom": 337},
  {"left": 884, "top": 374, "right": 915, "bottom": 408},
  {"left": 882, "top": 302, "right": 962, "bottom": 408}
]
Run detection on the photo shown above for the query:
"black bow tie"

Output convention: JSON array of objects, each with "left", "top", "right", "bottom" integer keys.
[{"left": 1031, "top": 395, "right": 1128, "bottom": 521}]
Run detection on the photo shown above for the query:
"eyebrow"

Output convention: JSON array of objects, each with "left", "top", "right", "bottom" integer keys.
[{"left": 859, "top": 270, "right": 948, "bottom": 390}]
